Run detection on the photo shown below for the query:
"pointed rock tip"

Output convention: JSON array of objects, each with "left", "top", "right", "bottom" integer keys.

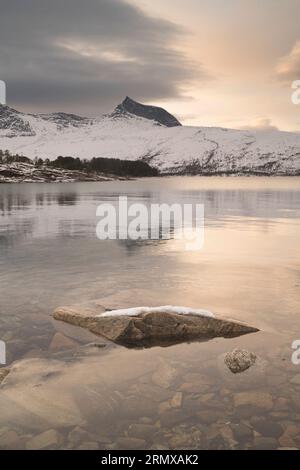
[{"left": 116, "top": 96, "right": 181, "bottom": 127}]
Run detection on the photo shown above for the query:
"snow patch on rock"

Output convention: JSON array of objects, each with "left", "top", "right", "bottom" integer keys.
[{"left": 98, "top": 306, "right": 214, "bottom": 318}]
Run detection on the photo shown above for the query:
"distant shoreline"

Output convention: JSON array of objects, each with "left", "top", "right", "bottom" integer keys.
[
  {"left": 1, "top": 152, "right": 300, "bottom": 184},
  {"left": 0, "top": 153, "right": 158, "bottom": 183},
  {"left": 0, "top": 162, "right": 126, "bottom": 184},
  {"left": 1, "top": 167, "right": 300, "bottom": 184}
]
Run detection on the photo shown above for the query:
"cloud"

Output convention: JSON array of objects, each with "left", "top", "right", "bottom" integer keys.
[
  {"left": 175, "top": 113, "right": 199, "bottom": 122},
  {"left": 0, "top": 0, "right": 208, "bottom": 114},
  {"left": 276, "top": 40, "right": 300, "bottom": 82},
  {"left": 241, "top": 118, "right": 279, "bottom": 132}
]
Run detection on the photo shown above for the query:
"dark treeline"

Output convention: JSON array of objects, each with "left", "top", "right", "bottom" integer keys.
[
  {"left": 0, "top": 150, "right": 159, "bottom": 177},
  {"left": 0, "top": 149, "right": 32, "bottom": 164},
  {"left": 49, "top": 156, "right": 159, "bottom": 177}
]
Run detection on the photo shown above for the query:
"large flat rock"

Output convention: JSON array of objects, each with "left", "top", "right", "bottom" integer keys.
[{"left": 53, "top": 302, "right": 259, "bottom": 348}]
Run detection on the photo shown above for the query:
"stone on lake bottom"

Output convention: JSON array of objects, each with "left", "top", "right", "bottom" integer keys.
[
  {"left": 278, "top": 447, "right": 299, "bottom": 451},
  {"left": 152, "top": 359, "right": 177, "bottom": 388},
  {"left": 170, "top": 392, "right": 183, "bottom": 408},
  {"left": 233, "top": 391, "right": 273, "bottom": 411},
  {"left": 230, "top": 423, "right": 253, "bottom": 441},
  {"left": 290, "top": 374, "right": 300, "bottom": 385},
  {"left": 224, "top": 349, "right": 257, "bottom": 374},
  {"left": 127, "top": 423, "right": 157, "bottom": 440},
  {"left": 68, "top": 426, "right": 97, "bottom": 446},
  {"left": 0, "top": 368, "right": 10, "bottom": 384},
  {"left": 25, "top": 429, "right": 63, "bottom": 450},
  {"left": 278, "top": 424, "right": 300, "bottom": 448},
  {"left": 78, "top": 441, "right": 99, "bottom": 450},
  {"left": 250, "top": 417, "right": 283, "bottom": 438},
  {"left": 0, "top": 428, "right": 20, "bottom": 449},
  {"left": 159, "top": 409, "right": 189, "bottom": 428},
  {"left": 252, "top": 436, "right": 278, "bottom": 450},
  {"left": 116, "top": 437, "right": 146, "bottom": 450},
  {"left": 196, "top": 410, "right": 224, "bottom": 425}
]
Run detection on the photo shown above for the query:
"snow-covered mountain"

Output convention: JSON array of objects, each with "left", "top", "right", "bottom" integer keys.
[{"left": 1, "top": 97, "right": 300, "bottom": 175}]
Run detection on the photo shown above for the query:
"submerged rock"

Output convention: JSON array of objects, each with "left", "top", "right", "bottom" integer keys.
[
  {"left": 53, "top": 301, "right": 259, "bottom": 348},
  {"left": 170, "top": 392, "right": 183, "bottom": 409},
  {"left": 78, "top": 441, "right": 99, "bottom": 450},
  {"left": 159, "top": 409, "right": 188, "bottom": 428},
  {"left": 0, "top": 428, "right": 20, "bottom": 449},
  {"left": 224, "top": 349, "right": 257, "bottom": 374},
  {"left": 26, "top": 429, "right": 63, "bottom": 450},
  {"left": 68, "top": 426, "right": 97, "bottom": 446},
  {"left": 152, "top": 359, "right": 178, "bottom": 389},
  {"left": 116, "top": 437, "right": 146, "bottom": 450},
  {"left": 49, "top": 332, "right": 79, "bottom": 351},
  {"left": 127, "top": 423, "right": 157, "bottom": 440},
  {"left": 196, "top": 410, "right": 224, "bottom": 425},
  {"left": 278, "top": 424, "right": 300, "bottom": 448},
  {"left": 290, "top": 374, "right": 300, "bottom": 385},
  {"left": 250, "top": 417, "right": 283, "bottom": 438},
  {"left": 233, "top": 391, "right": 273, "bottom": 411},
  {"left": 230, "top": 423, "right": 253, "bottom": 441},
  {"left": 0, "top": 358, "right": 85, "bottom": 430},
  {"left": 25, "top": 429, "right": 63, "bottom": 450},
  {"left": 252, "top": 436, "right": 278, "bottom": 450},
  {"left": 0, "top": 368, "right": 10, "bottom": 384}
]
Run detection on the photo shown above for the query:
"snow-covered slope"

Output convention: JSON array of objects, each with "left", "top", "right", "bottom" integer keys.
[{"left": 1, "top": 98, "right": 300, "bottom": 175}]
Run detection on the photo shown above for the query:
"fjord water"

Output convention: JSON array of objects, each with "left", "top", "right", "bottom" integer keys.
[{"left": 0, "top": 177, "right": 300, "bottom": 450}]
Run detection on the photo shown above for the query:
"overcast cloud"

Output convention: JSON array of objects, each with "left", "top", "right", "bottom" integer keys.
[{"left": 0, "top": 0, "right": 206, "bottom": 114}]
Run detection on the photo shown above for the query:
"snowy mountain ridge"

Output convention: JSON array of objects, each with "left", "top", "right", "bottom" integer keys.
[{"left": 1, "top": 98, "right": 300, "bottom": 175}]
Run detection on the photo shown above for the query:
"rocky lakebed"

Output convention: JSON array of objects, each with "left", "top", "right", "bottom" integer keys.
[{"left": 1, "top": 294, "right": 300, "bottom": 451}]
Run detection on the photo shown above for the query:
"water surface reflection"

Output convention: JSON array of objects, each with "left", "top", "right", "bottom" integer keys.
[{"left": 0, "top": 177, "right": 300, "bottom": 449}]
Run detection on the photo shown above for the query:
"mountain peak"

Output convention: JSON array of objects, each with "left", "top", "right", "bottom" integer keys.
[
  {"left": 0, "top": 103, "right": 19, "bottom": 114},
  {"left": 113, "top": 96, "right": 181, "bottom": 127},
  {"left": 0, "top": 104, "right": 35, "bottom": 137}
]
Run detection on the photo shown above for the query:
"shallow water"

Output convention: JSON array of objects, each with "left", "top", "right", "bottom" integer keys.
[{"left": 0, "top": 177, "right": 300, "bottom": 450}]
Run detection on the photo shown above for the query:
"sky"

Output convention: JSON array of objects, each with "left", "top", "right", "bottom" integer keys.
[{"left": 0, "top": 0, "right": 300, "bottom": 131}]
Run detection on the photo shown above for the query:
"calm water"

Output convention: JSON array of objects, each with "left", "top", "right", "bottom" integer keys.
[{"left": 0, "top": 177, "right": 300, "bottom": 450}]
